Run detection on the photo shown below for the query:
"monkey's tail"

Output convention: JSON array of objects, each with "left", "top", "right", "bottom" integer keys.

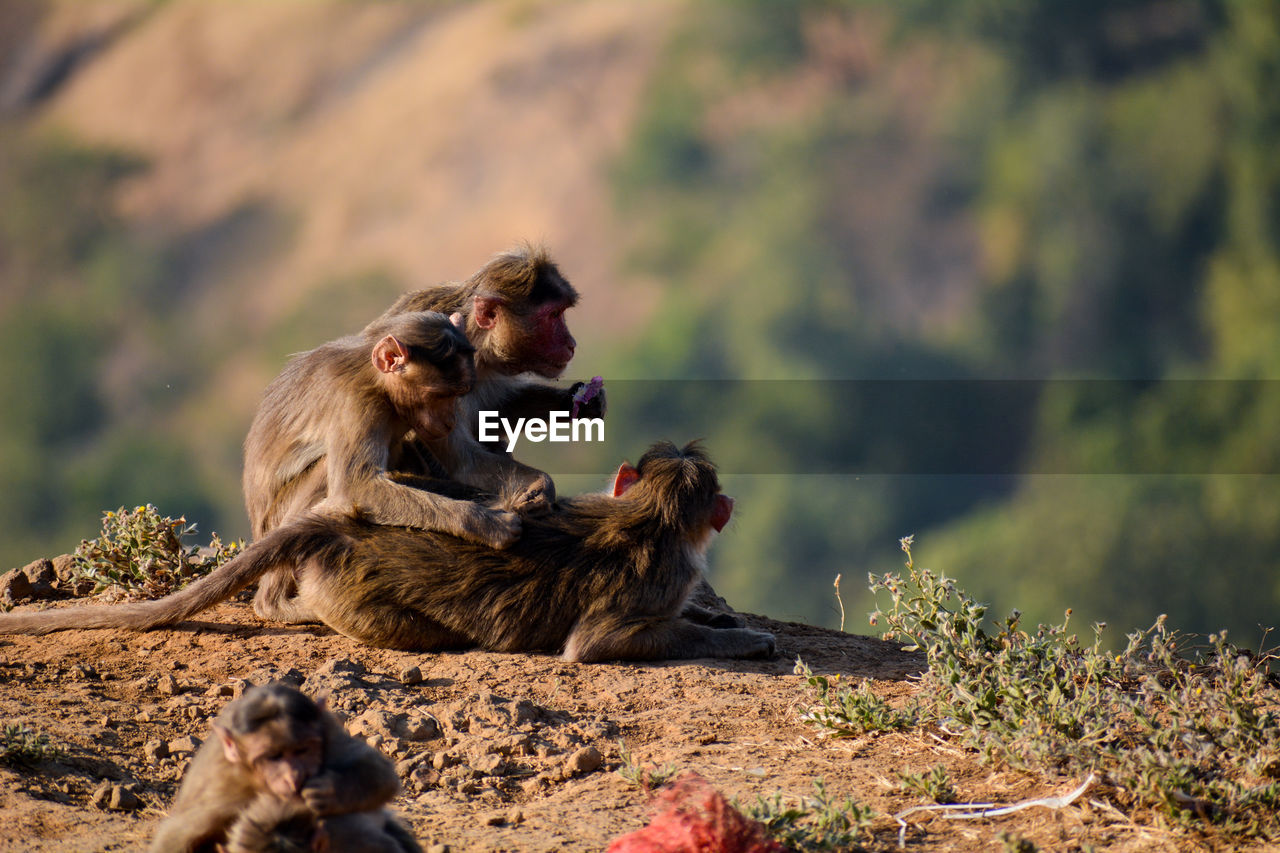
[{"left": 0, "top": 522, "right": 324, "bottom": 635}]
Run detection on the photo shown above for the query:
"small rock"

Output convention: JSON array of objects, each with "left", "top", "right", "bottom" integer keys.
[
  {"left": 473, "top": 753, "right": 504, "bottom": 776},
  {"left": 90, "top": 781, "right": 112, "bottom": 809},
  {"left": 349, "top": 709, "right": 399, "bottom": 740},
  {"left": 50, "top": 554, "right": 78, "bottom": 586},
  {"left": 314, "top": 657, "right": 366, "bottom": 678},
  {"left": 251, "top": 667, "right": 305, "bottom": 687},
  {"left": 456, "top": 779, "right": 479, "bottom": 796},
  {"left": 144, "top": 740, "right": 170, "bottom": 761},
  {"left": 204, "top": 683, "right": 235, "bottom": 698},
  {"left": 71, "top": 664, "right": 99, "bottom": 681},
  {"left": 23, "top": 558, "right": 58, "bottom": 594},
  {"left": 521, "top": 774, "right": 550, "bottom": 795},
  {"left": 395, "top": 755, "right": 427, "bottom": 776},
  {"left": 168, "top": 735, "right": 201, "bottom": 756},
  {"left": 432, "top": 752, "right": 459, "bottom": 771},
  {"left": 109, "top": 786, "right": 140, "bottom": 811},
  {"left": 506, "top": 807, "right": 524, "bottom": 825},
  {"left": 399, "top": 665, "right": 423, "bottom": 685},
  {"left": 157, "top": 674, "right": 180, "bottom": 696},
  {"left": 484, "top": 812, "right": 507, "bottom": 826},
  {"left": 562, "top": 745, "right": 603, "bottom": 777},
  {"left": 409, "top": 766, "right": 442, "bottom": 790},
  {"left": 0, "top": 568, "right": 32, "bottom": 605},
  {"left": 99, "top": 715, "right": 115, "bottom": 728},
  {"left": 402, "top": 714, "right": 440, "bottom": 742}
]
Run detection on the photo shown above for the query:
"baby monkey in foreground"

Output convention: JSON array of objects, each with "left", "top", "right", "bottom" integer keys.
[
  {"left": 150, "top": 684, "right": 403, "bottom": 853},
  {"left": 0, "top": 444, "right": 773, "bottom": 662},
  {"left": 221, "top": 794, "right": 421, "bottom": 853}
]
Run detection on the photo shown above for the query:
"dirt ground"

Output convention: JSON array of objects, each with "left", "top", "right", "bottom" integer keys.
[{"left": 0, "top": 589, "right": 1232, "bottom": 852}]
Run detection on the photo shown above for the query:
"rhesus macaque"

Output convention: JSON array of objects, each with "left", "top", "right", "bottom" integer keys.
[
  {"left": 0, "top": 444, "right": 774, "bottom": 663},
  {"left": 221, "top": 794, "right": 422, "bottom": 853},
  {"left": 374, "top": 244, "right": 606, "bottom": 452},
  {"left": 149, "top": 684, "right": 399, "bottom": 853},
  {"left": 242, "top": 310, "right": 549, "bottom": 623}
]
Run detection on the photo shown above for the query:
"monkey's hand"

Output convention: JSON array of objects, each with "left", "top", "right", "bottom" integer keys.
[
  {"left": 460, "top": 507, "right": 522, "bottom": 549},
  {"left": 301, "top": 772, "right": 341, "bottom": 816},
  {"left": 512, "top": 472, "right": 556, "bottom": 516}
]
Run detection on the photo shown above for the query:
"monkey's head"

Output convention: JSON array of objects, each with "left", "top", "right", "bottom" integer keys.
[
  {"left": 467, "top": 244, "right": 579, "bottom": 378},
  {"left": 611, "top": 441, "right": 733, "bottom": 539},
  {"left": 367, "top": 311, "right": 476, "bottom": 441},
  {"left": 222, "top": 795, "right": 325, "bottom": 853},
  {"left": 215, "top": 684, "right": 327, "bottom": 799}
]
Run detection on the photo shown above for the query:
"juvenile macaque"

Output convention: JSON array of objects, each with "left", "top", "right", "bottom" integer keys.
[
  {"left": 243, "top": 309, "right": 510, "bottom": 542},
  {"left": 221, "top": 795, "right": 422, "bottom": 853},
  {"left": 243, "top": 309, "right": 548, "bottom": 622},
  {"left": 0, "top": 444, "right": 773, "bottom": 663},
  {"left": 149, "top": 684, "right": 399, "bottom": 853},
  {"left": 375, "top": 244, "right": 606, "bottom": 451}
]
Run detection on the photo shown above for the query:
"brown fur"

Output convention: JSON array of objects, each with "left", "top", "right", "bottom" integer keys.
[
  {"left": 222, "top": 795, "right": 422, "bottom": 853},
  {"left": 0, "top": 444, "right": 773, "bottom": 663},
  {"left": 242, "top": 310, "right": 545, "bottom": 623},
  {"left": 149, "top": 685, "right": 399, "bottom": 853}
]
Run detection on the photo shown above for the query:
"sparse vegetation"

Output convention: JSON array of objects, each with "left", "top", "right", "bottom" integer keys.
[
  {"left": 898, "top": 765, "right": 958, "bottom": 804},
  {"left": 0, "top": 724, "right": 60, "bottom": 769},
  {"left": 800, "top": 536, "right": 1280, "bottom": 841},
  {"left": 616, "top": 740, "right": 680, "bottom": 790},
  {"left": 794, "top": 662, "right": 915, "bottom": 735},
  {"left": 738, "top": 779, "right": 876, "bottom": 851},
  {"left": 72, "top": 504, "right": 242, "bottom": 600}
]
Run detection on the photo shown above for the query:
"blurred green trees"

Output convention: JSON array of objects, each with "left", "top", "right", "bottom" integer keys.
[{"left": 604, "top": 0, "right": 1280, "bottom": 638}]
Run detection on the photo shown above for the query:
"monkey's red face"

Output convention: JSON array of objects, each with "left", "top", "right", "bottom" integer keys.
[
  {"left": 710, "top": 495, "right": 734, "bottom": 533},
  {"left": 517, "top": 301, "right": 576, "bottom": 377}
]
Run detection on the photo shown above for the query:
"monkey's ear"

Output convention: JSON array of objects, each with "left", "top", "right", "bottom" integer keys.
[
  {"left": 214, "top": 724, "right": 241, "bottom": 765},
  {"left": 611, "top": 462, "right": 640, "bottom": 497},
  {"left": 371, "top": 335, "right": 411, "bottom": 374},
  {"left": 473, "top": 295, "right": 503, "bottom": 330},
  {"left": 449, "top": 311, "right": 465, "bottom": 330}
]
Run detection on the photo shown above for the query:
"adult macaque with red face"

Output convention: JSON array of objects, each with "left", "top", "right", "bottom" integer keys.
[{"left": 372, "top": 245, "right": 606, "bottom": 451}]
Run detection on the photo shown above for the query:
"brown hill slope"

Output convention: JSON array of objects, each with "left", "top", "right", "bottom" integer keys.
[{"left": 29, "top": 0, "right": 670, "bottom": 335}]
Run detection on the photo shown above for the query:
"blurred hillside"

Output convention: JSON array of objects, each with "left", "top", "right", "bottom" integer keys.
[
  {"left": 0, "top": 0, "right": 673, "bottom": 564},
  {"left": 2, "top": 0, "right": 1278, "bottom": 642}
]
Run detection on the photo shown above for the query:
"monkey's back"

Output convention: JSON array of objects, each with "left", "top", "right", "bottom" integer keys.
[{"left": 298, "top": 500, "right": 700, "bottom": 655}]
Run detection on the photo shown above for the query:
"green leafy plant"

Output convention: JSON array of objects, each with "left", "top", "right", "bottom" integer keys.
[
  {"left": 738, "top": 779, "right": 876, "bottom": 851},
  {"left": 616, "top": 740, "right": 680, "bottom": 790},
  {"left": 72, "top": 504, "right": 242, "bottom": 600},
  {"left": 898, "top": 765, "right": 958, "bottom": 804},
  {"left": 799, "top": 535, "right": 1280, "bottom": 840},
  {"left": 794, "top": 660, "right": 916, "bottom": 734},
  {"left": 0, "top": 724, "right": 60, "bottom": 768}
]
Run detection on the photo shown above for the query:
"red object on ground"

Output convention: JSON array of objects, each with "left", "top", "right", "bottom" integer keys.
[{"left": 606, "top": 775, "right": 787, "bottom": 853}]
